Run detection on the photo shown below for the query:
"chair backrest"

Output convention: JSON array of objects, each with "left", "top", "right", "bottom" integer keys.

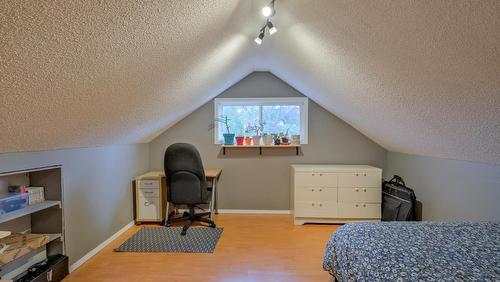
[{"left": 164, "top": 143, "right": 208, "bottom": 205}]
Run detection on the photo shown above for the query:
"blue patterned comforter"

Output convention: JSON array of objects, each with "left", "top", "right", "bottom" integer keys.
[{"left": 323, "top": 222, "right": 500, "bottom": 281}]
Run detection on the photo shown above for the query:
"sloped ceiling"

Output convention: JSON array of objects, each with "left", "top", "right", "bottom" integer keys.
[{"left": 1, "top": 1, "right": 499, "bottom": 164}]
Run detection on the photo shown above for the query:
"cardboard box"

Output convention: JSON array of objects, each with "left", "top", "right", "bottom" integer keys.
[{"left": 0, "top": 233, "right": 50, "bottom": 266}]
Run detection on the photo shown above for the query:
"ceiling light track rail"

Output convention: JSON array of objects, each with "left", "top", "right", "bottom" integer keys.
[{"left": 254, "top": 0, "right": 278, "bottom": 45}]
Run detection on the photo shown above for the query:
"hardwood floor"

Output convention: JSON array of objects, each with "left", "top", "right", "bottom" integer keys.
[{"left": 64, "top": 214, "right": 339, "bottom": 282}]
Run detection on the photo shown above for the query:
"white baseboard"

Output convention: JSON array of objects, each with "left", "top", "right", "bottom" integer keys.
[
  {"left": 218, "top": 209, "right": 291, "bottom": 214},
  {"left": 69, "top": 220, "right": 134, "bottom": 272},
  {"left": 177, "top": 208, "right": 291, "bottom": 215}
]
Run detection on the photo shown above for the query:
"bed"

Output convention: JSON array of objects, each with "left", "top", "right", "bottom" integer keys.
[{"left": 323, "top": 222, "right": 500, "bottom": 281}]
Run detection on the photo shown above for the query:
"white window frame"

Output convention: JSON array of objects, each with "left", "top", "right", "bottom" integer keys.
[{"left": 214, "top": 97, "right": 309, "bottom": 144}]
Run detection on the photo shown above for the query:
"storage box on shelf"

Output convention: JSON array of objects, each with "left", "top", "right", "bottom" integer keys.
[
  {"left": 291, "top": 165, "right": 382, "bottom": 225},
  {"left": 0, "top": 166, "right": 67, "bottom": 281}
]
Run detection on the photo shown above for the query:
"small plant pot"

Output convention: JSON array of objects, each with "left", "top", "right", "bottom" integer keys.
[
  {"left": 235, "top": 136, "right": 244, "bottom": 145},
  {"left": 291, "top": 134, "right": 301, "bottom": 145},
  {"left": 263, "top": 135, "right": 273, "bottom": 145},
  {"left": 281, "top": 137, "right": 289, "bottom": 145},
  {"left": 223, "top": 133, "right": 235, "bottom": 145},
  {"left": 252, "top": 136, "right": 261, "bottom": 145},
  {"left": 244, "top": 136, "right": 252, "bottom": 145}
]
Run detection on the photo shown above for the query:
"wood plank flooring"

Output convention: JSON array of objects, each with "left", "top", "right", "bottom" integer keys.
[{"left": 64, "top": 214, "right": 338, "bottom": 282}]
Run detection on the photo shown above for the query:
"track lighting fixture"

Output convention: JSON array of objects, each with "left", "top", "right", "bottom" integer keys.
[{"left": 254, "top": 0, "right": 278, "bottom": 45}]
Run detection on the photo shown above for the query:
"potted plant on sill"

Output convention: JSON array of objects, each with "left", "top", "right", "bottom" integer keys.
[
  {"left": 244, "top": 136, "right": 252, "bottom": 146},
  {"left": 236, "top": 132, "right": 245, "bottom": 146},
  {"left": 211, "top": 115, "right": 235, "bottom": 145},
  {"left": 280, "top": 129, "right": 290, "bottom": 145},
  {"left": 263, "top": 133, "right": 273, "bottom": 145},
  {"left": 246, "top": 122, "right": 265, "bottom": 145}
]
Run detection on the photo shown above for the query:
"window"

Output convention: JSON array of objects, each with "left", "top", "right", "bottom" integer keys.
[{"left": 214, "top": 97, "right": 308, "bottom": 144}]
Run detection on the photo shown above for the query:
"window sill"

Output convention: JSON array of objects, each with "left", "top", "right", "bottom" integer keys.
[{"left": 220, "top": 144, "right": 301, "bottom": 155}]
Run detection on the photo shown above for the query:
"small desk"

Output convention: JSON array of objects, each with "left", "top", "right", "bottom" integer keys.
[{"left": 205, "top": 168, "right": 222, "bottom": 219}]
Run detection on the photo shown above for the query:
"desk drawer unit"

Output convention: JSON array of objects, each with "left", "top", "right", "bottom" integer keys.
[
  {"left": 134, "top": 176, "right": 166, "bottom": 223},
  {"left": 138, "top": 180, "right": 160, "bottom": 189},
  {"left": 291, "top": 165, "right": 382, "bottom": 225},
  {"left": 138, "top": 188, "right": 160, "bottom": 198},
  {"left": 138, "top": 197, "right": 160, "bottom": 220}
]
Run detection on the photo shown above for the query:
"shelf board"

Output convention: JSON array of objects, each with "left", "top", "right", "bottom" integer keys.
[
  {"left": 46, "top": 233, "right": 62, "bottom": 242},
  {"left": 0, "top": 233, "right": 62, "bottom": 268},
  {"left": 221, "top": 144, "right": 300, "bottom": 148},
  {"left": 220, "top": 144, "right": 301, "bottom": 155},
  {"left": 0, "top": 201, "right": 61, "bottom": 224}
]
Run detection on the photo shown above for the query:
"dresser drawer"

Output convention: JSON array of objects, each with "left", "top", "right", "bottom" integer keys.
[
  {"left": 138, "top": 188, "right": 160, "bottom": 198},
  {"left": 294, "top": 172, "right": 338, "bottom": 188},
  {"left": 338, "top": 203, "right": 380, "bottom": 219},
  {"left": 137, "top": 197, "right": 160, "bottom": 220},
  {"left": 338, "top": 187, "right": 381, "bottom": 203},
  {"left": 138, "top": 180, "right": 160, "bottom": 189},
  {"left": 295, "top": 187, "right": 337, "bottom": 202},
  {"left": 338, "top": 172, "right": 381, "bottom": 187},
  {"left": 294, "top": 201, "right": 338, "bottom": 218}
]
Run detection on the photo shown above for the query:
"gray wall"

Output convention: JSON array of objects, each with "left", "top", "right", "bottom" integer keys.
[
  {"left": 385, "top": 152, "right": 500, "bottom": 221},
  {"left": 149, "top": 72, "right": 387, "bottom": 210},
  {"left": 0, "top": 144, "right": 149, "bottom": 264}
]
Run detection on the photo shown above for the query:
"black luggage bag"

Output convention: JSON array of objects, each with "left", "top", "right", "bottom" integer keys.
[{"left": 382, "top": 175, "right": 416, "bottom": 221}]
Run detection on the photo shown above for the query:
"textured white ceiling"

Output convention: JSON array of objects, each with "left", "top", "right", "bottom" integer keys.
[{"left": 1, "top": 1, "right": 499, "bottom": 164}]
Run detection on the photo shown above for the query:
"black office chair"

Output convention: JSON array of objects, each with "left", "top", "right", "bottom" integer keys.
[{"left": 164, "top": 143, "right": 216, "bottom": 235}]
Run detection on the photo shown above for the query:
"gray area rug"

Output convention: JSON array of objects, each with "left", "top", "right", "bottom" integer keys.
[{"left": 114, "top": 226, "right": 223, "bottom": 253}]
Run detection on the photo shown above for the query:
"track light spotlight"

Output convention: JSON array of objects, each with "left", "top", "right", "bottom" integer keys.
[
  {"left": 261, "top": 0, "right": 275, "bottom": 17},
  {"left": 254, "top": 30, "right": 265, "bottom": 45},
  {"left": 262, "top": 6, "right": 272, "bottom": 17},
  {"left": 267, "top": 21, "right": 277, "bottom": 35}
]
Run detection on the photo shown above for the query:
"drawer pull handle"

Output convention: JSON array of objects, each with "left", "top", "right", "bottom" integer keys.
[
  {"left": 144, "top": 202, "right": 151, "bottom": 206},
  {"left": 363, "top": 188, "right": 367, "bottom": 192},
  {"left": 311, "top": 188, "right": 314, "bottom": 192},
  {"left": 319, "top": 173, "right": 323, "bottom": 176},
  {"left": 312, "top": 173, "right": 315, "bottom": 176},
  {"left": 319, "top": 188, "right": 322, "bottom": 192},
  {"left": 355, "top": 204, "right": 359, "bottom": 207},
  {"left": 362, "top": 204, "right": 366, "bottom": 207},
  {"left": 319, "top": 203, "right": 323, "bottom": 207},
  {"left": 356, "top": 173, "right": 359, "bottom": 176},
  {"left": 355, "top": 188, "right": 359, "bottom": 192},
  {"left": 364, "top": 173, "right": 367, "bottom": 176},
  {"left": 311, "top": 203, "right": 315, "bottom": 207},
  {"left": 144, "top": 191, "right": 153, "bottom": 194}
]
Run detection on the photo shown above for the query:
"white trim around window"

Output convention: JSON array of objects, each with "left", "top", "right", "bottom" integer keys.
[{"left": 213, "top": 97, "right": 309, "bottom": 144}]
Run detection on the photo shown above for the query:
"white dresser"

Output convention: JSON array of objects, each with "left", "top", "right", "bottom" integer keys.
[{"left": 290, "top": 165, "right": 382, "bottom": 225}]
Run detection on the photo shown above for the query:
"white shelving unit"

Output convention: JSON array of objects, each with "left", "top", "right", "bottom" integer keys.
[{"left": 0, "top": 165, "right": 66, "bottom": 279}]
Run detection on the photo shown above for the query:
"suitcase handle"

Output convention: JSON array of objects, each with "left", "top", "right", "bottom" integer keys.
[{"left": 388, "top": 175, "right": 406, "bottom": 186}]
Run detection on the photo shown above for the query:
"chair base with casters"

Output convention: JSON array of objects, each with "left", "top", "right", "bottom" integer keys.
[{"left": 165, "top": 206, "right": 216, "bottom": 236}]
